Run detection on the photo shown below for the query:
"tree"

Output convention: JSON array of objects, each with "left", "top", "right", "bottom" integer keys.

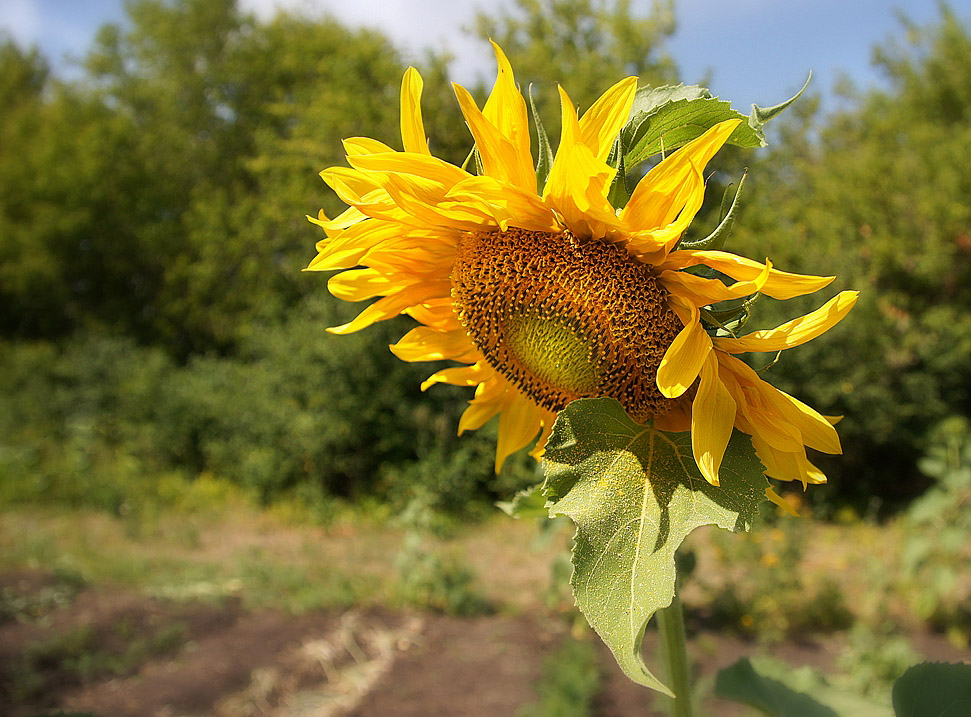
[
  {"left": 473, "top": 0, "right": 678, "bottom": 140},
  {"left": 731, "top": 5, "right": 971, "bottom": 508}
]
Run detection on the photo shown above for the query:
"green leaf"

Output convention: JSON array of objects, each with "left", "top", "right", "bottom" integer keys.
[
  {"left": 621, "top": 86, "right": 762, "bottom": 168},
  {"left": 620, "top": 77, "right": 811, "bottom": 169},
  {"left": 496, "top": 483, "right": 549, "bottom": 519},
  {"left": 715, "top": 658, "right": 840, "bottom": 716},
  {"left": 529, "top": 84, "right": 554, "bottom": 195},
  {"left": 892, "top": 662, "right": 971, "bottom": 717},
  {"left": 716, "top": 657, "right": 891, "bottom": 717},
  {"left": 630, "top": 84, "right": 714, "bottom": 114},
  {"left": 541, "top": 397, "right": 767, "bottom": 695},
  {"left": 751, "top": 71, "right": 812, "bottom": 125}
]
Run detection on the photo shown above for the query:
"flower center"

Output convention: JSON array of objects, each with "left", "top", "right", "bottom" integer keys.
[{"left": 451, "top": 228, "right": 682, "bottom": 421}]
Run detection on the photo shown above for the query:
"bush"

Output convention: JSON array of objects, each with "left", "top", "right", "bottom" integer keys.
[{"left": 0, "top": 297, "right": 535, "bottom": 515}]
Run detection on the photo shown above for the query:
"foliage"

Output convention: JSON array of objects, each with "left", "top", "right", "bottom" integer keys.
[
  {"left": 717, "top": 657, "right": 971, "bottom": 717},
  {"left": 0, "top": 303, "right": 526, "bottom": 510},
  {"left": 900, "top": 416, "right": 971, "bottom": 640},
  {"left": 730, "top": 5, "right": 971, "bottom": 509},
  {"left": 715, "top": 656, "right": 888, "bottom": 717},
  {"left": 1, "top": 620, "right": 187, "bottom": 704},
  {"left": 0, "top": 0, "right": 969, "bottom": 516},
  {"left": 541, "top": 398, "right": 766, "bottom": 693},
  {"left": 892, "top": 662, "right": 971, "bottom": 717},
  {"left": 393, "top": 497, "right": 492, "bottom": 615},
  {"left": 473, "top": 0, "right": 678, "bottom": 139},
  {"left": 517, "top": 634, "right": 603, "bottom": 717},
  {"left": 702, "top": 520, "right": 853, "bottom": 642},
  {"left": 0, "top": 569, "right": 87, "bottom": 624},
  {"left": 836, "top": 624, "right": 921, "bottom": 702}
]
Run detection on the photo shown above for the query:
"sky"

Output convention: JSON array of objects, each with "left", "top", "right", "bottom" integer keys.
[{"left": 0, "top": 0, "right": 955, "bottom": 112}]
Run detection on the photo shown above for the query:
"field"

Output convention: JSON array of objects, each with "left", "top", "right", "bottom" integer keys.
[{"left": 2, "top": 502, "right": 967, "bottom": 717}]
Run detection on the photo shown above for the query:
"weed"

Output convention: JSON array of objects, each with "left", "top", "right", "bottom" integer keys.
[
  {"left": 393, "top": 496, "right": 492, "bottom": 616},
  {"left": 517, "top": 633, "right": 602, "bottom": 717},
  {"left": 835, "top": 623, "right": 921, "bottom": 701},
  {"left": 0, "top": 567, "right": 87, "bottom": 623},
  {"left": 700, "top": 520, "right": 853, "bottom": 642},
  {"left": 1, "top": 620, "right": 188, "bottom": 703},
  {"left": 900, "top": 417, "right": 971, "bottom": 644}
]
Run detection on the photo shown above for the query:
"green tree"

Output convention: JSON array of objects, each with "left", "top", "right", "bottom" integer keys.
[
  {"left": 732, "top": 5, "right": 971, "bottom": 507},
  {"left": 0, "top": 37, "right": 161, "bottom": 340},
  {"left": 473, "top": 0, "right": 678, "bottom": 138}
]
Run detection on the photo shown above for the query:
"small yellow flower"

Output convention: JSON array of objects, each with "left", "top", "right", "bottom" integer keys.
[
  {"left": 307, "top": 43, "right": 857, "bottom": 492},
  {"left": 761, "top": 552, "right": 780, "bottom": 568}
]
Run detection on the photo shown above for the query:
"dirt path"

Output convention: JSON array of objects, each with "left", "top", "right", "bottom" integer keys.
[{"left": 3, "top": 570, "right": 967, "bottom": 717}]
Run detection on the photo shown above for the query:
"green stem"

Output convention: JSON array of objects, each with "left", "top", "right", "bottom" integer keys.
[{"left": 657, "top": 594, "right": 693, "bottom": 717}]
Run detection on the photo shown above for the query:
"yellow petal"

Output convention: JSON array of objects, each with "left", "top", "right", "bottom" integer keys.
[
  {"left": 319, "top": 167, "right": 384, "bottom": 205},
  {"left": 718, "top": 353, "right": 842, "bottom": 454},
  {"left": 751, "top": 436, "right": 825, "bottom": 488},
  {"left": 400, "top": 67, "right": 430, "bottom": 155},
  {"left": 343, "top": 137, "right": 396, "bottom": 156},
  {"left": 765, "top": 486, "right": 800, "bottom": 516},
  {"left": 307, "top": 206, "right": 369, "bottom": 234},
  {"left": 624, "top": 159, "right": 705, "bottom": 257},
  {"left": 495, "top": 390, "right": 543, "bottom": 472},
  {"left": 452, "top": 82, "right": 534, "bottom": 192},
  {"left": 622, "top": 119, "right": 740, "bottom": 234},
  {"left": 307, "top": 221, "right": 403, "bottom": 272},
  {"left": 528, "top": 409, "right": 559, "bottom": 461},
  {"left": 691, "top": 352, "right": 737, "bottom": 485},
  {"left": 713, "top": 291, "right": 859, "bottom": 353},
  {"left": 658, "top": 259, "right": 772, "bottom": 308},
  {"left": 458, "top": 378, "right": 505, "bottom": 433},
  {"left": 447, "top": 175, "right": 560, "bottom": 233},
  {"left": 404, "top": 297, "right": 462, "bottom": 331},
  {"left": 578, "top": 76, "right": 638, "bottom": 161},
  {"left": 656, "top": 296, "right": 712, "bottom": 398},
  {"left": 421, "top": 362, "right": 489, "bottom": 392},
  {"left": 327, "top": 268, "right": 392, "bottom": 301},
  {"left": 376, "top": 174, "right": 494, "bottom": 231},
  {"left": 482, "top": 41, "right": 533, "bottom": 184},
  {"left": 543, "top": 86, "right": 623, "bottom": 240},
  {"left": 347, "top": 151, "right": 469, "bottom": 188},
  {"left": 328, "top": 282, "right": 451, "bottom": 335},
  {"left": 389, "top": 326, "right": 478, "bottom": 362},
  {"left": 660, "top": 250, "right": 835, "bottom": 300}
]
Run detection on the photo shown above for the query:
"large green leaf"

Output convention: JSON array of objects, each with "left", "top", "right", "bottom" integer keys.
[
  {"left": 621, "top": 86, "right": 761, "bottom": 168},
  {"left": 541, "top": 398, "right": 767, "bottom": 694},
  {"left": 892, "top": 662, "right": 971, "bottom": 717},
  {"left": 496, "top": 483, "right": 548, "bottom": 519},
  {"left": 620, "top": 77, "right": 811, "bottom": 168},
  {"left": 715, "top": 657, "right": 890, "bottom": 717}
]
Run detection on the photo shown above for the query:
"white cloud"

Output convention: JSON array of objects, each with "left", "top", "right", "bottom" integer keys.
[{"left": 238, "top": 0, "right": 500, "bottom": 83}]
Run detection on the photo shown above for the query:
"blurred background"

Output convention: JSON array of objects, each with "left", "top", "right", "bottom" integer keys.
[{"left": 0, "top": 1, "right": 969, "bottom": 715}]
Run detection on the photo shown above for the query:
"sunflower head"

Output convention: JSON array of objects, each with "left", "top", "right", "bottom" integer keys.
[{"left": 307, "top": 43, "right": 857, "bottom": 493}]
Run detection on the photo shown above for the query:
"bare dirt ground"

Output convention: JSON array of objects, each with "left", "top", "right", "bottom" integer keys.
[{"left": 3, "top": 570, "right": 967, "bottom": 717}]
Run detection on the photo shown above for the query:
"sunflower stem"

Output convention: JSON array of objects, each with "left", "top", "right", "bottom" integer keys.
[{"left": 657, "top": 594, "right": 693, "bottom": 717}]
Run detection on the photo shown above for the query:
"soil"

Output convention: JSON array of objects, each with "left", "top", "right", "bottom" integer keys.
[{"left": 1, "top": 570, "right": 967, "bottom": 717}]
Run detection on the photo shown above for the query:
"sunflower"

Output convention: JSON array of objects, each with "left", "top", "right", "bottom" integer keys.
[{"left": 307, "top": 43, "right": 857, "bottom": 495}]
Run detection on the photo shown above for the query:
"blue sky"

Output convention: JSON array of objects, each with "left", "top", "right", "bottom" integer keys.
[{"left": 0, "top": 0, "right": 955, "bottom": 111}]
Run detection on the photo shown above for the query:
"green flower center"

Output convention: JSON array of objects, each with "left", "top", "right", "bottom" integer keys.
[
  {"left": 451, "top": 228, "right": 681, "bottom": 420},
  {"left": 503, "top": 313, "right": 602, "bottom": 396}
]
